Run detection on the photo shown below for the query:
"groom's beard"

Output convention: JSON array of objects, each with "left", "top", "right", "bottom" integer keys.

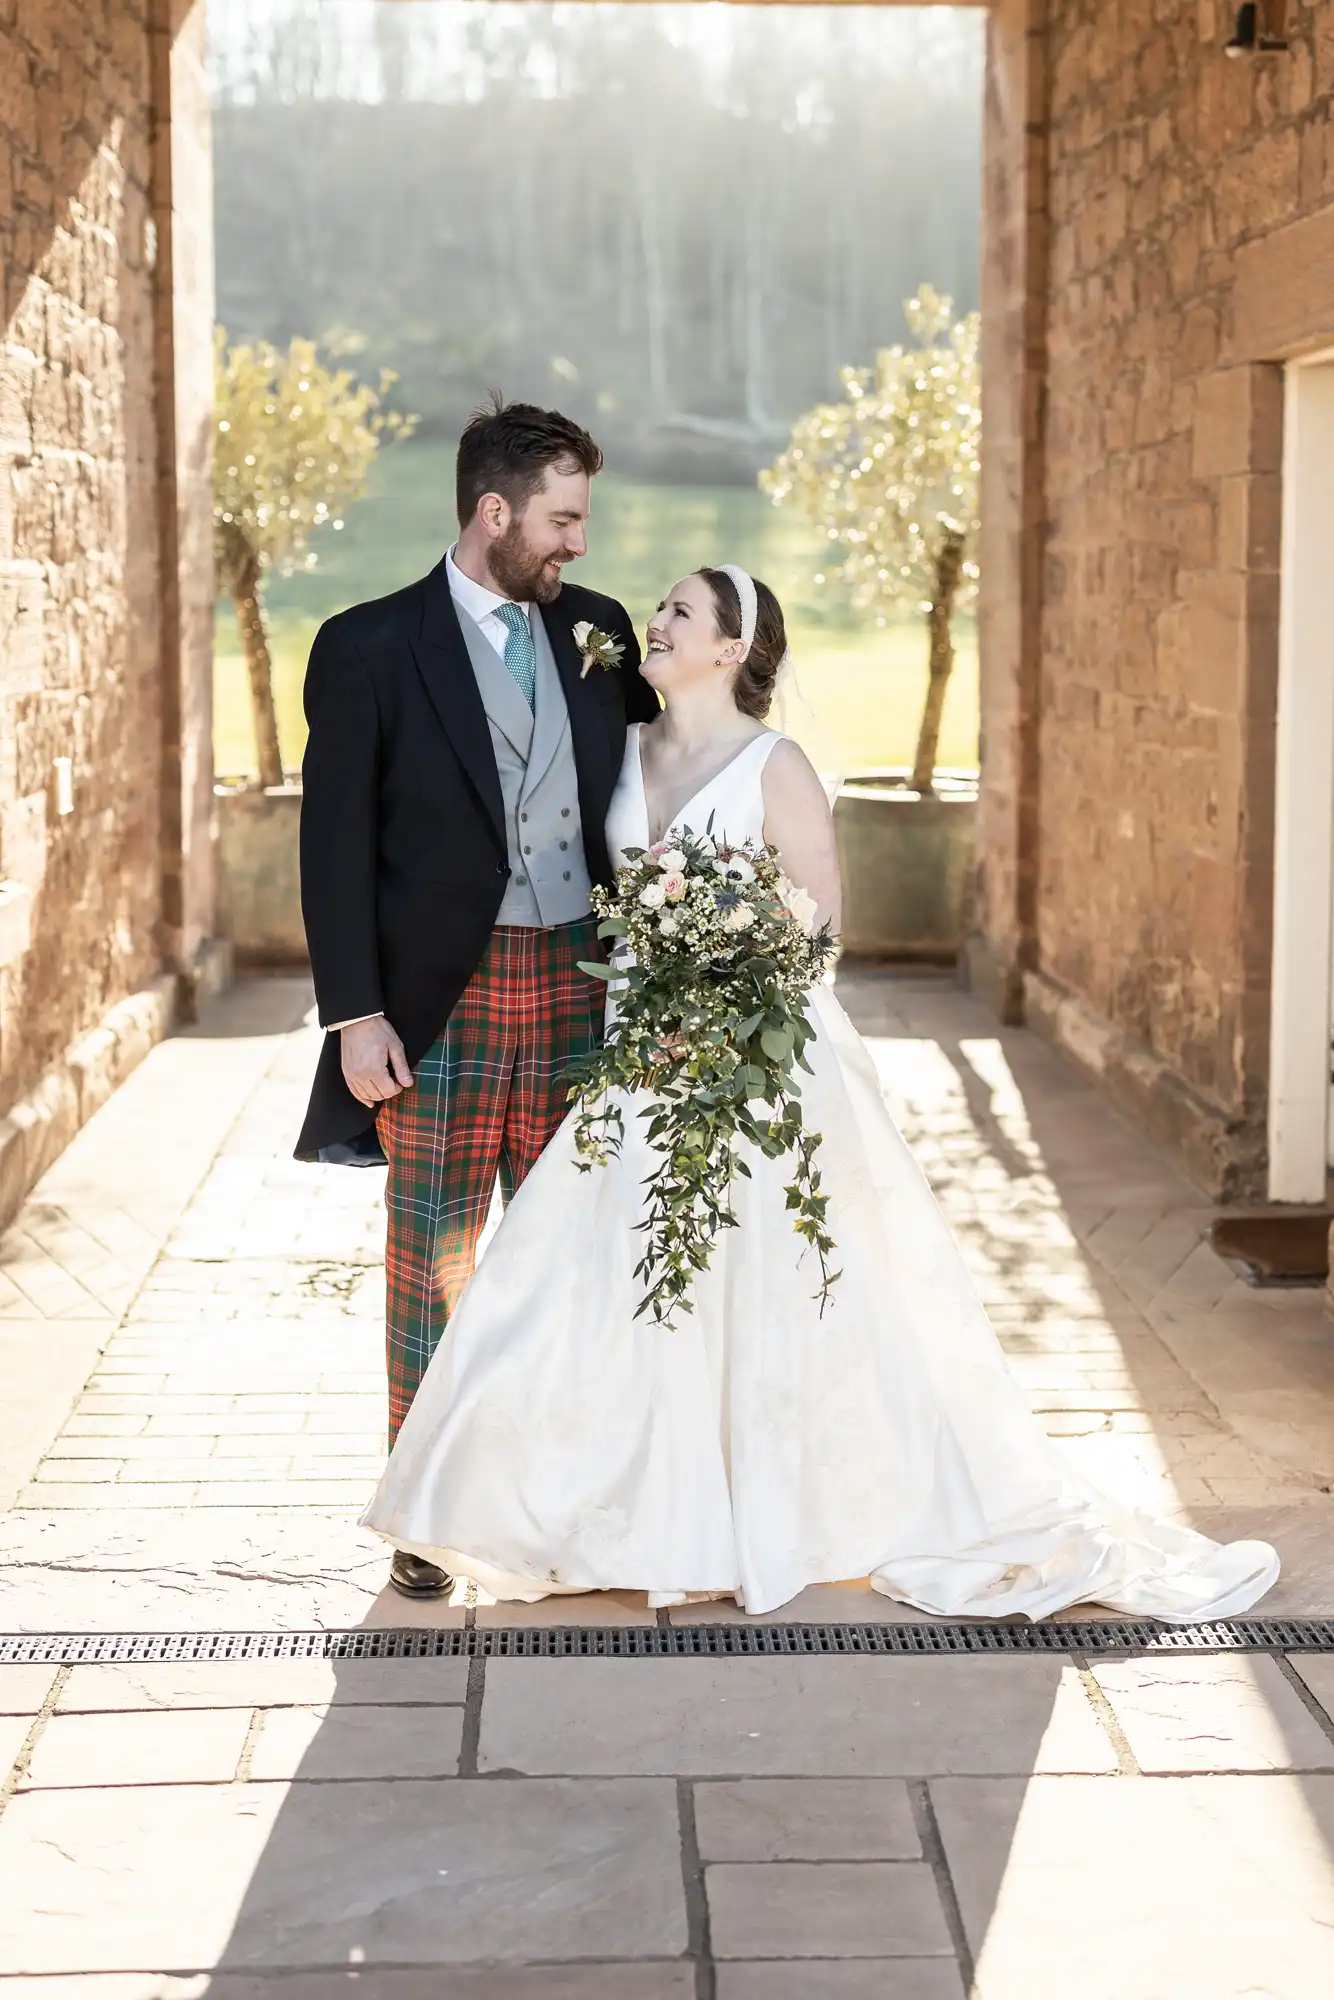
[{"left": 490, "top": 521, "right": 566, "bottom": 605}]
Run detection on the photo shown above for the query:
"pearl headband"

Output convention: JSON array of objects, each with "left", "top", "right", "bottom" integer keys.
[{"left": 716, "top": 564, "right": 758, "bottom": 662}]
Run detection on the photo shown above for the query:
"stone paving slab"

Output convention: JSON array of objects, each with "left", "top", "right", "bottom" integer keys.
[
  {"left": 1290, "top": 1654, "right": 1334, "bottom": 1716},
  {"left": 21, "top": 1707, "right": 253, "bottom": 1789},
  {"left": 479, "top": 1658, "right": 1119, "bottom": 1777},
  {"left": 0, "top": 1974, "right": 697, "bottom": 1999},
  {"left": 0, "top": 1664, "right": 56, "bottom": 1713},
  {"left": 706, "top": 1858, "right": 952, "bottom": 1959},
  {"left": 693, "top": 1776, "right": 921, "bottom": 1860},
  {"left": 55, "top": 1658, "right": 468, "bottom": 1710},
  {"left": 716, "top": 1966, "right": 966, "bottom": 1999},
  {"left": 0, "top": 1511, "right": 416, "bottom": 1631},
  {"left": 0, "top": 1711, "right": 32, "bottom": 1779},
  {"left": 0, "top": 1777, "right": 687, "bottom": 1972},
  {"left": 1089, "top": 1655, "right": 1334, "bottom": 1772},
  {"left": 934, "top": 1773, "right": 1334, "bottom": 1998},
  {"left": 248, "top": 1703, "right": 465, "bottom": 1780}
]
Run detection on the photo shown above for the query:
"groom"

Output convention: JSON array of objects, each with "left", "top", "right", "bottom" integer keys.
[{"left": 295, "top": 396, "right": 658, "bottom": 1598}]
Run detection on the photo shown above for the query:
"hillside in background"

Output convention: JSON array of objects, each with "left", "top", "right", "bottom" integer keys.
[{"left": 211, "top": 0, "right": 984, "bottom": 481}]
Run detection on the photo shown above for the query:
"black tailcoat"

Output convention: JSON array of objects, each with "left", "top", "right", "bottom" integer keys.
[{"left": 294, "top": 561, "right": 658, "bottom": 1163}]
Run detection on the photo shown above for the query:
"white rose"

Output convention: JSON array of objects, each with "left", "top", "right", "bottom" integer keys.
[
  {"left": 572, "top": 620, "right": 594, "bottom": 648},
  {"left": 657, "top": 848, "right": 687, "bottom": 873},
  {"left": 639, "top": 881, "right": 667, "bottom": 909},
  {"left": 782, "top": 883, "right": 819, "bottom": 935},
  {"left": 724, "top": 901, "right": 755, "bottom": 932},
  {"left": 658, "top": 911, "right": 681, "bottom": 935}
]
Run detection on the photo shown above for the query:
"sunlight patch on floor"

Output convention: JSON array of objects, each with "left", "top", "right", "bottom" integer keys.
[{"left": 861, "top": 1031, "right": 1186, "bottom": 1517}]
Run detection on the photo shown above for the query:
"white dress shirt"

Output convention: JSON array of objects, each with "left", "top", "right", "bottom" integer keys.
[
  {"left": 444, "top": 544, "right": 533, "bottom": 660},
  {"left": 327, "top": 549, "right": 531, "bottom": 1032}
]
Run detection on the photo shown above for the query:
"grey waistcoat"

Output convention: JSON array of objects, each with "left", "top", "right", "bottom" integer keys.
[{"left": 455, "top": 603, "right": 593, "bottom": 928}]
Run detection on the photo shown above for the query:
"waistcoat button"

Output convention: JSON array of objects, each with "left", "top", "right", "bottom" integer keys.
[
  {"left": 563, "top": 870, "right": 571, "bottom": 881},
  {"left": 559, "top": 840, "right": 568, "bottom": 851},
  {"left": 496, "top": 861, "right": 507, "bottom": 876},
  {"left": 561, "top": 807, "right": 570, "bottom": 817}
]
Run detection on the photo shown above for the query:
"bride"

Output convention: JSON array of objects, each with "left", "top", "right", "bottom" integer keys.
[{"left": 362, "top": 565, "right": 1279, "bottom": 1622}]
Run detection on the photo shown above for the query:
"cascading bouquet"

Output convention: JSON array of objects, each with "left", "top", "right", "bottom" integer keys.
[{"left": 565, "top": 827, "right": 840, "bottom": 1324}]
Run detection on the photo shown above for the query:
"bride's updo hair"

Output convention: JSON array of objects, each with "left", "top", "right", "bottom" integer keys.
[{"left": 696, "top": 568, "right": 787, "bottom": 721}]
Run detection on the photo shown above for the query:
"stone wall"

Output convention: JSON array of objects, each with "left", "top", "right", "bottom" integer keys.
[
  {"left": 1, "top": 0, "right": 162, "bottom": 1109},
  {"left": 0, "top": 0, "right": 216, "bottom": 1196},
  {"left": 975, "top": 0, "right": 1049, "bottom": 1025},
  {"left": 152, "top": 0, "right": 217, "bottom": 977},
  {"left": 979, "top": 0, "right": 1334, "bottom": 1198}
]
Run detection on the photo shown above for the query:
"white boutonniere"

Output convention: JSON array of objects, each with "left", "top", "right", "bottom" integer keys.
[{"left": 572, "top": 620, "right": 625, "bottom": 679}]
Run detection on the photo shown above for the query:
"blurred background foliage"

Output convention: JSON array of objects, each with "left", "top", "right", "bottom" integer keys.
[{"left": 207, "top": 1, "right": 985, "bottom": 780}]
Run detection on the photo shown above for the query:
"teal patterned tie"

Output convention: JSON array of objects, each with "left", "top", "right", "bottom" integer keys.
[{"left": 495, "top": 602, "right": 537, "bottom": 712}]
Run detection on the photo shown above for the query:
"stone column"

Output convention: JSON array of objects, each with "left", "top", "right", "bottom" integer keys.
[
  {"left": 150, "top": 0, "right": 217, "bottom": 983},
  {"left": 972, "top": 0, "right": 1049, "bottom": 1024}
]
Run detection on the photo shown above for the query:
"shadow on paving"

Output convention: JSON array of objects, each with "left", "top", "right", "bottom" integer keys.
[
  {"left": 179, "top": 976, "right": 316, "bottom": 1042},
  {"left": 195, "top": 1594, "right": 1063, "bottom": 1993},
  {"left": 188, "top": 1613, "right": 1334, "bottom": 1994}
]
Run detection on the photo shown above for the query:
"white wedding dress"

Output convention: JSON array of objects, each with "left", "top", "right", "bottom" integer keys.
[{"left": 362, "top": 727, "right": 1280, "bottom": 1620}]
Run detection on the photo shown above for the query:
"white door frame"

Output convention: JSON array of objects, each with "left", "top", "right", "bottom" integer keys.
[{"left": 1268, "top": 353, "right": 1334, "bottom": 1202}]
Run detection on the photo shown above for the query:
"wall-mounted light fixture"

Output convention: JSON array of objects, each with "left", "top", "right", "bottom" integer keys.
[{"left": 1225, "top": 1, "right": 1290, "bottom": 56}]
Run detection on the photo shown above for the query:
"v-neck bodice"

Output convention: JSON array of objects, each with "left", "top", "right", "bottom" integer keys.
[{"left": 606, "top": 724, "right": 785, "bottom": 867}]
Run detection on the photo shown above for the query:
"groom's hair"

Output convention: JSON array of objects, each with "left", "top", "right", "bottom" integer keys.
[{"left": 456, "top": 393, "right": 604, "bottom": 527}]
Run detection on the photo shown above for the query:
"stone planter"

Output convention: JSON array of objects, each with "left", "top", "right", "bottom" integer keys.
[
  {"left": 216, "top": 783, "right": 307, "bottom": 967},
  {"left": 832, "top": 770, "right": 977, "bottom": 961},
  {"left": 215, "top": 771, "right": 977, "bottom": 970}
]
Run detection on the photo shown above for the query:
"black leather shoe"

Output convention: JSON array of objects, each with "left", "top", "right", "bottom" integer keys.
[{"left": 389, "top": 1550, "right": 456, "bottom": 1600}]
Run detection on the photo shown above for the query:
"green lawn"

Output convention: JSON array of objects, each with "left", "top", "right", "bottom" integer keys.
[{"left": 213, "top": 439, "right": 979, "bottom": 782}]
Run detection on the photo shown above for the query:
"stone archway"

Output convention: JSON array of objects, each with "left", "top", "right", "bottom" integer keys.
[
  {"left": 13, "top": 0, "right": 1319, "bottom": 1211},
  {"left": 0, "top": 0, "right": 1029, "bottom": 1225}
]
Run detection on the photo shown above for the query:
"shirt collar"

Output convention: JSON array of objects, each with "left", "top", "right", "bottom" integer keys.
[{"left": 446, "top": 545, "right": 531, "bottom": 626}]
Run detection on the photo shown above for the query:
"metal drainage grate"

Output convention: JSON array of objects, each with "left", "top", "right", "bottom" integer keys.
[{"left": 2, "top": 1618, "right": 1334, "bottom": 1664}]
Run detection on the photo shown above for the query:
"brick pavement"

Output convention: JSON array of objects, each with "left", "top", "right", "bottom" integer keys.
[
  {"left": 7, "top": 972, "right": 1332, "bottom": 1543},
  {"left": 3, "top": 970, "right": 1334, "bottom": 1990}
]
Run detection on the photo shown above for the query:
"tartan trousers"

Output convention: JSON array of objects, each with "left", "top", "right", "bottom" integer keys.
[{"left": 376, "top": 918, "right": 604, "bottom": 1444}]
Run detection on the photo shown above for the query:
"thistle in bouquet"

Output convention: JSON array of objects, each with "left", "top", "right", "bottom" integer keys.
[{"left": 565, "top": 823, "right": 840, "bottom": 1324}]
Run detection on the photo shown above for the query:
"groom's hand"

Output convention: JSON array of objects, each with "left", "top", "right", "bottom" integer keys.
[{"left": 341, "top": 1017, "right": 414, "bottom": 1106}]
